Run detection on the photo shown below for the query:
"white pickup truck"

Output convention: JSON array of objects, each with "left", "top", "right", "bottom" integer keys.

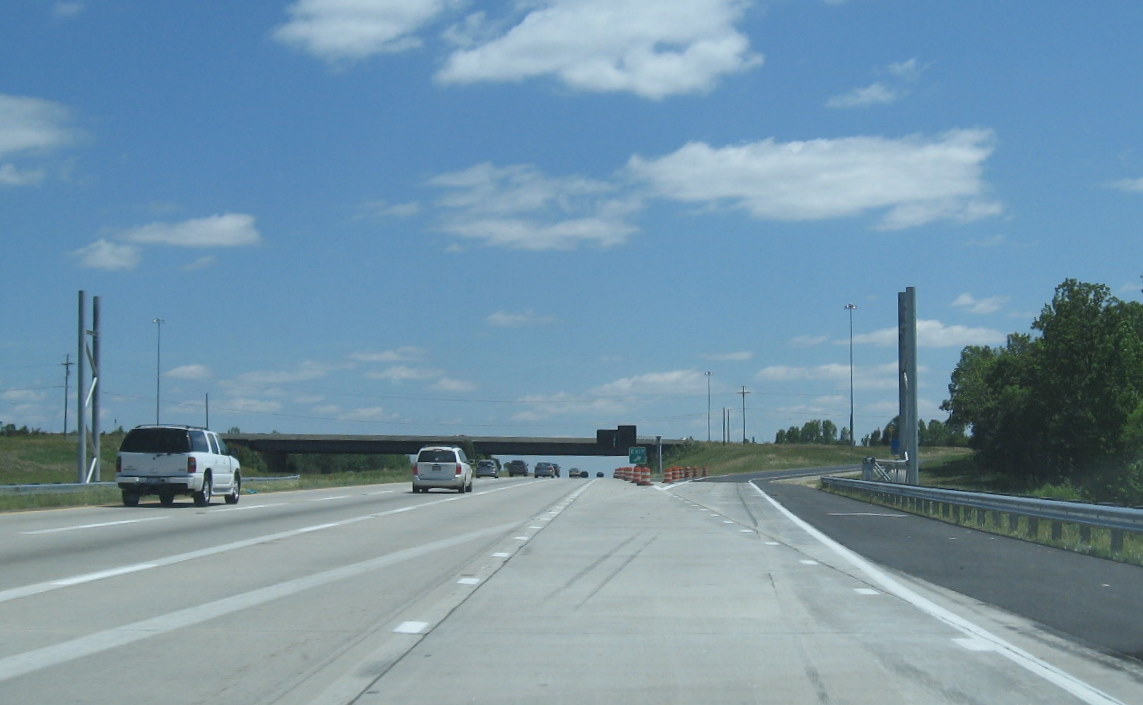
[{"left": 116, "top": 425, "right": 241, "bottom": 507}]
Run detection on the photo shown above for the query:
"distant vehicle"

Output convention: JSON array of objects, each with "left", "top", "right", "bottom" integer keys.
[
  {"left": 596, "top": 472, "right": 605, "bottom": 477},
  {"left": 506, "top": 460, "right": 529, "bottom": 477},
  {"left": 534, "top": 461, "right": 556, "bottom": 478},
  {"left": 413, "top": 446, "right": 473, "bottom": 493},
  {"left": 552, "top": 463, "right": 561, "bottom": 477},
  {"left": 476, "top": 459, "right": 500, "bottom": 478},
  {"left": 115, "top": 424, "right": 241, "bottom": 507},
  {"left": 569, "top": 467, "right": 588, "bottom": 478}
]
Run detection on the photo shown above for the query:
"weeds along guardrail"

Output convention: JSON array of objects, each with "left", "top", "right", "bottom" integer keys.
[
  {"left": 0, "top": 476, "right": 302, "bottom": 495},
  {"left": 821, "top": 476, "right": 1143, "bottom": 559}
]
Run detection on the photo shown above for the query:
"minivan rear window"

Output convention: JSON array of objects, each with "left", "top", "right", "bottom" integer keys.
[
  {"left": 119, "top": 428, "right": 190, "bottom": 454},
  {"left": 418, "top": 449, "right": 456, "bottom": 463}
]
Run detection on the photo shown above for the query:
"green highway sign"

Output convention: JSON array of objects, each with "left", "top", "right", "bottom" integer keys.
[{"left": 628, "top": 446, "right": 647, "bottom": 464}]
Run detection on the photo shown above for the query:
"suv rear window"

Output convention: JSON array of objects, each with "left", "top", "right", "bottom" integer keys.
[
  {"left": 120, "top": 428, "right": 190, "bottom": 454},
  {"left": 418, "top": 449, "right": 457, "bottom": 463}
]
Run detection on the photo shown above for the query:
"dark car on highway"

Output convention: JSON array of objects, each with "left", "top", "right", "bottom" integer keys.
[
  {"left": 534, "top": 461, "right": 556, "bottom": 478},
  {"left": 506, "top": 460, "right": 529, "bottom": 477}
]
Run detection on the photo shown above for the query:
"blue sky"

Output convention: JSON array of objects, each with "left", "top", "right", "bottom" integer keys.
[{"left": 3, "top": 0, "right": 1143, "bottom": 452}]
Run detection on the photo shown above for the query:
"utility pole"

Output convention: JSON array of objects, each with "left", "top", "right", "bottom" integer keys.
[
  {"left": 153, "top": 317, "right": 164, "bottom": 424},
  {"left": 738, "top": 386, "right": 750, "bottom": 443},
  {"left": 845, "top": 303, "right": 858, "bottom": 446},
  {"left": 61, "top": 354, "right": 73, "bottom": 435},
  {"left": 705, "top": 371, "right": 712, "bottom": 442}
]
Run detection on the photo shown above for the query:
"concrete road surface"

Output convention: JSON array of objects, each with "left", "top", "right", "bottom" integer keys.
[{"left": 0, "top": 477, "right": 1139, "bottom": 704}]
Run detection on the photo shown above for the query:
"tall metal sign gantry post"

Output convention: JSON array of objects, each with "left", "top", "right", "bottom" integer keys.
[
  {"left": 898, "top": 287, "right": 919, "bottom": 484},
  {"left": 76, "top": 291, "right": 102, "bottom": 483}
]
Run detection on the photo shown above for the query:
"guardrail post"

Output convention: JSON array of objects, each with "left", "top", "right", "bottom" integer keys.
[
  {"left": 1027, "top": 517, "right": 1039, "bottom": 539},
  {"left": 1111, "top": 529, "right": 1124, "bottom": 553}
]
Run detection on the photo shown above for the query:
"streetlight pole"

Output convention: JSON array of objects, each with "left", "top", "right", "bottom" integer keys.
[
  {"left": 739, "top": 386, "right": 750, "bottom": 443},
  {"left": 845, "top": 303, "right": 858, "bottom": 446},
  {"left": 705, "top": 371, "right": 712, "bottom": 442},
  {"left": 153, "top": 317, "right": 164, "bottom": 424}
]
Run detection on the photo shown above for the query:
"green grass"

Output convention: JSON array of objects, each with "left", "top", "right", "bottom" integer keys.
[
  {"left": 0, "top": 433, "right": 410, "bottom": 512},
  {"left": 664, "top": 440, "right": 972, "bottom": 477}
]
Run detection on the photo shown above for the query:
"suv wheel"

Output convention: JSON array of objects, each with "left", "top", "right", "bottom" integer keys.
[
  {"left": 159, "top": 492, "right": 175, "bottom": 506},
  {"left": 121, "top": 491, "right": 139, "bottom": 507},
  {"left": 193, "top": 475, "right": 213, "bottom": 507},
  {"left": 225, "top": 473, "right": 241, "bottom": 504}
]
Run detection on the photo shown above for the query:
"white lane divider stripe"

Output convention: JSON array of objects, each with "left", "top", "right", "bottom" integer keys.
[{"left": 0, "top": 522, "right": 517, "bottom": 684}]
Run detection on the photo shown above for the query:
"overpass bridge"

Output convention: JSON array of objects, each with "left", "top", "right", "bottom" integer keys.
[{"left": 223, "top": 433, "right": 687, "bottom": 475}]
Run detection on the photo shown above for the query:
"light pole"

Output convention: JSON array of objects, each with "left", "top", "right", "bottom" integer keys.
[
  {"left": 845, "top": 303, "right": 858, "bottom": 445},
  {"left": 153, "top": 317, "right": 164, "bottom": 424},
  {"left": 705, "top": 371, "right": 712, "bottom": 441},
  {"left": 739, "top": 386, "right": 750, "bottom": 443}
]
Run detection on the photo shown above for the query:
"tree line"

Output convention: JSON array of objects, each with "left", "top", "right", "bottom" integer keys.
[
  {"left": 773, "top": 418, "right": 966, "bottom": 447},
  {"left": 941, "top": 278, "right": 1143, "bottom": 503}
]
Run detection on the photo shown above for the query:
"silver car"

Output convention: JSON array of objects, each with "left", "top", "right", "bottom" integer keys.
[{"left": 413, "top": 446, "right": 474, "bottom": 493}]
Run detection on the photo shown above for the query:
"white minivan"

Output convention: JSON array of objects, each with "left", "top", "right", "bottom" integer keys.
[{"left": 412, "top": 445, "right": 473, "bottom": 493}]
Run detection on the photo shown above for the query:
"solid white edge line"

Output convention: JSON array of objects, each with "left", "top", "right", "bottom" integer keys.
[{"left": 747, "top": 481, "right": 1127, "bottom": 705}]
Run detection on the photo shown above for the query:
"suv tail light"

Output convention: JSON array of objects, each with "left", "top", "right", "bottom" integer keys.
[
  {"left": 455, "top": 463, "right": 463, "bottom": 476},
  {"left": 116, "top": 457, "right": 122, "bottom": 473},
  {"left": 412, "top": 465, "right": 418, "bottom": 477},
  {"left": 187, "top": 457, "right": 197, "bottom": 473}
]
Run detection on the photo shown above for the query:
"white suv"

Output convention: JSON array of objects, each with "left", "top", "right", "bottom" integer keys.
[
  {"left": 116, "top": 425, "right": 241, "bottom": 507},
  {"left": 412, "top": 446, "right": 473, "bottom": 493}
]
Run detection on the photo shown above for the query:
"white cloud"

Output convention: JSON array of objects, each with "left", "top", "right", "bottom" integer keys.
[
  {"left": 827, "top": 58, "right": 925, "bottom": 109},
  {"left": 367, "top": 365, "right": 443, "bottom": 383},
  {"left": 0, "top": 163, "right": 46, "bottom": 186},
  {"left": 0, "top": 94, "right": 76, "bottom": 158},
  {"left": 887, "top": 58, "right": 924, "bottom": 81},
  {"left": 72, "top": 239, "right": 141, "bottom": 270},
  {"left": 234, "top": 361, "right": 338, "bottom": 386},
  {"left": 791, "top": 335, "right": 829, "bottom": 348},
  {"left": 358, "top": 199, "right": 421, "bottom": 219},
  {"left": 274, "top": 0, "right": 450, "bottom": 62},
  {"left": 120, "top": 213, "right": 262, "bottom": 248},
  {"left": 627, "top": 129, "right": 1002, "bottom": 229},
  {"left": 0, "top": 93, "right": 77, "bottom": 187},
  {"left": 756, "top": 361, "right": 899, "bottom": 391},
  {"left": 852, "top": 319, "right": 1005, "bottom": 347},
  {"left": 591, "top": 369, "right": 709, "bottom": 397},
  {"left": 349, "top": 346, "right": 426, "bottom": 363},
  {"left": 826, "top": 82, "right": 899, "bottom": 109},
  {"left": 430, "top": 162, "right": 639, "bottom": 250},
  {"left": 53, "top": 2, "right": 85, "bottom": 18},
  {"left": 438, "top": 0, "right": 762, "bottom": 99},
  {"left": 339, "top": 406, "right": 397, "bottom": 421},
  {"left": 1108, "top": 177, "right": 1143, "bottom": 193},
  {"left": 225, "top": 398, "right": 284, "bottom": 414},
  {"left": 701, "top": 351, "right": 754, "bottom": 361},
  {"left": 166, "top": 364, "right": 213, "bottom": 381},
  {"left": 511, "top": 391, "right": 626, "bottom": 422},
  {"left": 487, "top": 310, "right": 556, "bottom": 327},
  {"left": 952, "top": 293, "right": 1008, "bottom": 315},
  {"left": 433, "top": 377, "right": 477, "bottom": 393},
  {"left": 183, "top": 256, "right": 217, "bottom": 271},
  {"left": 1, "top": 388, "right": 45, "bottom": 402}
]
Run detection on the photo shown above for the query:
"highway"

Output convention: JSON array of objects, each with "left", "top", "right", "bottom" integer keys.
[{"left": 0, "top": 475, "right": 1139, "bottom": 704}]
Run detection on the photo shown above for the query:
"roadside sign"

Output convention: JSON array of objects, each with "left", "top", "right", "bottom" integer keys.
[{"left": 628, "top": 446, "right": 647, "bottom": 464}]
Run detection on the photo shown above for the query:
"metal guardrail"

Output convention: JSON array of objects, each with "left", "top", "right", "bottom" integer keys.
[
  {"left": 0, "top": 482, "right": 116, "bottom": 494},
  {"left": 0, "top": 476, "right": 302, "bottom": 495},
  {"left": 821, "top": 476, "right": 1143, "bottom": 552}
]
